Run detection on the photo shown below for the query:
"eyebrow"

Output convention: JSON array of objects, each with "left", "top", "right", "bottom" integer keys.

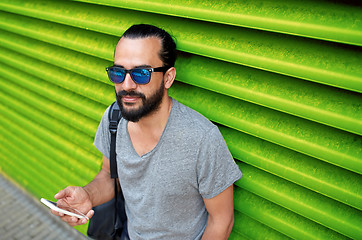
[{"left": 113, "top": 64, "right": 152, "bottom": 69}]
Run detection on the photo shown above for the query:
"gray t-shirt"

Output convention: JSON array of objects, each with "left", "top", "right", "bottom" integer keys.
[{"left": 94, "top": 98, "right": 242, "bottom": 240}]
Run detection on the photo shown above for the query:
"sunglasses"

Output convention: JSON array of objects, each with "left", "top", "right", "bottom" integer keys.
[{"left": 106, "top": 66, "right": 169, "bottom": 85}]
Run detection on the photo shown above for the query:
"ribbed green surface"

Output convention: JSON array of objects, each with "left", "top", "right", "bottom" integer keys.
[{"left": 0, "top": 0, "right": 361, "bottom": 238}]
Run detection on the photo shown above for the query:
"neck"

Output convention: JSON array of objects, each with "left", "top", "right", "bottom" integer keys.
[{"left": 128, "top": 95, "right": 173, "bottom": 134}]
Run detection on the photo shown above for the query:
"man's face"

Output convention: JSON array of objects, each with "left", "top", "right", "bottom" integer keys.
[{"left": 113, "top": 37, "right": 166, "bottom": 122}]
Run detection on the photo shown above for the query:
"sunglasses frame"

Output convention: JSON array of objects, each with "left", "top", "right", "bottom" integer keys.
[{"left": 106, "top": 65, "right": 169, "bottom": 84}]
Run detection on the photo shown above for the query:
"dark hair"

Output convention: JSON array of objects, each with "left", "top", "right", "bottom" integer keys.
[{"left": 122, "top": 24, "right": 177, "bottom": 67}]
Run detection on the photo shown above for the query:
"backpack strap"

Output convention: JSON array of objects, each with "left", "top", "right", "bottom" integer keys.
[
  {"left": 108, "top": 101, "right": 127, "bottom": 234},
  {"left": 108, "top": 101, "right": 121, "bottom": 179}
]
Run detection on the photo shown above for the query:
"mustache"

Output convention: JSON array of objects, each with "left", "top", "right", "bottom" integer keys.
[{"left": 117, "top": 90, "right": 145, "bottom": 99}]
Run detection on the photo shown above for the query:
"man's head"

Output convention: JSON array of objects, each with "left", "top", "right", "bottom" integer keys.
[
  {"left": 121, "top": 24, "right": 177, "bottom": 68},
  {"left": 110, "top": 24, "right": 177, "bottom": 122}
]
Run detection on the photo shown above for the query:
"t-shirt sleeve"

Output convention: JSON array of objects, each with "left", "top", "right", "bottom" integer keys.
[
  {"left": 94, "top": 106, "right": 111, "bottom": 160},
  {"left": 197, "top": 126, "right": 242, "bottom": 199}
]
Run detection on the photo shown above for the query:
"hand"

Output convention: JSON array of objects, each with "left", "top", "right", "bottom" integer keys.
[{"left": 52, "top": 186, "right": 94, "bottom": 226}]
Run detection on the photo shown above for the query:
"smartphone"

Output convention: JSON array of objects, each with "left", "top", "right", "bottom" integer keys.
[{"left": 40, "top": 198, "right": 88, "bottom": 220}]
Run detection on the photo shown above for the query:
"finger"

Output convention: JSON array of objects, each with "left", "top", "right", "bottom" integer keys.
[
  {"left": 55, "top": 186, "right": 75, "bottom": 200},
  {"left": 75, "top": 209, "right": 94, "bottom": 225},
  {"left": 68, "top": 221, "right": 82, "bottom": 227},
  {"left": 68, "top": 216, "right": 88, "bottom": 227},
  {"left": 86, "top": 209, "right": 94, "bottom": 221},
  {"left": 54, "top": 189, "right": 66, "bottom": 199},
  {"left": 50, "top": 209, "right": 64, "bottom": 217},
  {"left": 51, "top": 210, "right": 80, "bottom": 226},
  {"left": 78, "top": 217, "right": 88, "bottom": 225},
  {"left": 59, "top": 215, "right": 78, "bottom": 225}
]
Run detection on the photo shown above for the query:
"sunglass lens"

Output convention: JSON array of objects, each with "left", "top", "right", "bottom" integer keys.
[
  {"left": 132, "top": 69, "right": 150, "bottom": 84},
  {"left": 108, "top": 68, "right": 126, "bottom": 83}
]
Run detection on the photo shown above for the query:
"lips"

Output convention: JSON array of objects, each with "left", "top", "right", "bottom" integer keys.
[
  {"left": 122, "top": 96, "right": 140, "bottom": 102},
  {"left": 117, "top": 90, "right": 145, "bottom": 104}
]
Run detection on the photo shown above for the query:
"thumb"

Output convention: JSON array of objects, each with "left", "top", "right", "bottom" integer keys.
[
  {"left": 80, "top": 209, "right": 94, "bottom": 224},
  {"left": 54, "top": 186, "right": 73, "bottom": 200},
  {"left": 54, "top": 190, "right": 65, "bottom": 200}
]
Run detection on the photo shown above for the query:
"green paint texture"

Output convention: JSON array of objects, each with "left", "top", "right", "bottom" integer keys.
[{"left": 0, "top": 0, "right": 361, "bottom": 238}]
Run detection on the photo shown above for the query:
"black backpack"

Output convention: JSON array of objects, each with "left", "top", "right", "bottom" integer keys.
[{"left": 87, "top": 101, "right": 128, "bottom": 240}]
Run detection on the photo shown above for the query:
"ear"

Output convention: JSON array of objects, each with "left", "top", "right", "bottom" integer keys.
[{"left": 164, "top": 67, "right": 176, "bottom": 89}]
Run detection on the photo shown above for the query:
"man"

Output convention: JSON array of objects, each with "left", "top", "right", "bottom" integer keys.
[{"left": 52, "top": 24, "right": 242, "bottom": 239}]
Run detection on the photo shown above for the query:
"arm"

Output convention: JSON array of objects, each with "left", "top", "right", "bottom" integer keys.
[
  {"left": 83, "top": 155, "right": 115, "bottom": 206},
  {"left": 201, "top": 185, "right": 235, "bottom": 240},
  {"left": 52, "top": 155, "right": 114, "bottom": 226}
]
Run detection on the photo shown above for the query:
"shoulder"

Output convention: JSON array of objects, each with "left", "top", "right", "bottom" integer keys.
[
  {"left": 172, "top": 99, "right": 216, "bottom": 134},
  {"left": 100, "top": 101, "right": 121, "bottom": 123},
  {"left": 95, "top": 102, "right": 119, "bottom": 135}
]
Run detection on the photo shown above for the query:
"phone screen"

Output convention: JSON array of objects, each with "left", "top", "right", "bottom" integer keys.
[
  {"left": 40, "top": 198, "right": 88, "bottom": 219},
  {"left": 48, "top": 200, "right": 81, "bottom": 214}
]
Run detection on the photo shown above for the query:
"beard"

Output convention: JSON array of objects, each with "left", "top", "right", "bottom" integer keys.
[{"left": 116, "top": 80, "right": 165, "bottom": 122}]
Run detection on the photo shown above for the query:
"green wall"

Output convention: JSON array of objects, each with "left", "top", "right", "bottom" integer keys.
[{"left": 0, "top": 0, "right": 361, "bottom": 239}]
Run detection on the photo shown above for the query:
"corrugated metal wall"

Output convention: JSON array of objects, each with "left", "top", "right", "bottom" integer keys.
[{"left": 0, "top": 0, "right": 361, "bottom": 239}]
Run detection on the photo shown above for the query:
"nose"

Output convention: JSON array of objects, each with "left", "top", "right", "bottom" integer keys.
[{"left": 118, "top": 72, "right": 137, "bottom": 91}]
